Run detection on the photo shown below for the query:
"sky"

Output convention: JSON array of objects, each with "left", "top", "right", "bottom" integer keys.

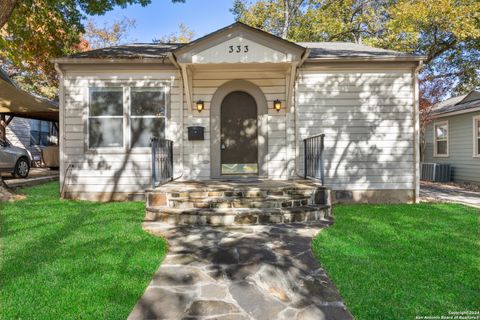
[{"left": 89, "top": 0, "right": 236, "bottom": 43}]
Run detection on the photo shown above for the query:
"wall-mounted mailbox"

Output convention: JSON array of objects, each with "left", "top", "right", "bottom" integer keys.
[{"left": 187, "top": 126, "right": 205, "bottom": 140}]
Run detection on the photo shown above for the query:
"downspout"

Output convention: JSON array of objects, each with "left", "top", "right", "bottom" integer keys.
[
  {"left": 294, "top": 49, "right": 311, "bottom": 179},
  {"left": 54, "top": 62, "right": 68, "bottom": 197},
  {"left": 167, "top": 52, "right": 184, "bottom": 180},
  {"left": 413, "top": 60, "right": 423, "bottom": 203}
]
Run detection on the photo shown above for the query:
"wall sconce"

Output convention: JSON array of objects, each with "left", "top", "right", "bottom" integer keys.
[
  {"left": 196, "top": 100, "right": 204, "bottom": 113},
  {"left": 273, "top": 99, "right": 282, "bottom": 112}
]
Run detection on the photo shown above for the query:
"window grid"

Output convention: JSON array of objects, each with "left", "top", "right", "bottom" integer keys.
[
  {"left": 433, "top": 121, "right": 449, "bottom": 157},
  {"left": 87, "top": 85, "right": 168, "bottom": 151}
]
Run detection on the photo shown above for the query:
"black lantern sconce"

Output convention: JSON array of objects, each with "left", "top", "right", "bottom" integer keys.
[
  {"left": 273, "top": 99, "right": 282, "bottom": 112},
  {"left": 196, "top": 100, "right": 204, "bottom": 113}
]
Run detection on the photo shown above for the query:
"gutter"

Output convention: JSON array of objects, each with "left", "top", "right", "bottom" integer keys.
[
  {"left": 54, "top": 63, "right": 67, "bottom": 198},
  {"left": 167, "top": 52, "right": 185, "bottom": 180},
  {"left": 52, "top": 57, "right": 171, "bottom": 64},
  {"left": 432, "top": 106, "right": 480, "bottom": 118}
]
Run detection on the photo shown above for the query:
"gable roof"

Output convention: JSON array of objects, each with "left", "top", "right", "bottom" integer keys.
[
  {"left": 433, "top": 90, "right": 480, "bottom": 116},
  {"left": 56, "top": 23, "right": 423, "bottom": 63},
  {"left": 173, "top": 22, "right": 305, "bottom": 56}
]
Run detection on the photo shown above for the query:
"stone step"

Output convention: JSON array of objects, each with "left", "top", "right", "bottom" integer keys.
[
  {"left": 146, "top": 189, "right": 327, "bottom": 209},
  {"left": 165, "top": 195, "right": 312, "bottom": 209},
  {"left": 145, "top": 205, "right": 331, "bottom": 226}
]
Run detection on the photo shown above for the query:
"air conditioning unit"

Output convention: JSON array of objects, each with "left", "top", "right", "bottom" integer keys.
[{"left": 421, "top": 163, "right": 451, "bottom": 182}]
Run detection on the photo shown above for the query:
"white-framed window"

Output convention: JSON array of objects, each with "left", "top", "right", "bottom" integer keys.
[
  {"left": 88, "top": 87, "right": 124, "bottom": 149},
  {"left": 87, "top": 86, "right": 168, "bottom": 150},
  {"left": 474, "top": 116, "right": 480, "bottom": 157},
  {"left": 130, "top": 87, "right": 167, "bottom": 148},
  {"left": 433, "top": 120, "right": 449, "bottom": 157}
]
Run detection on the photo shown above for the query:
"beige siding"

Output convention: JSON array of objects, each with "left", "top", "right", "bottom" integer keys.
[
  {"left": 295, "top": 68, "right": 416, "bottom": 190},
  {"left": 61, "top": 68, "right": 182, "bottom": 197},
  {"left": 185, "top": 68, "right": 288, "bottom": 179}
]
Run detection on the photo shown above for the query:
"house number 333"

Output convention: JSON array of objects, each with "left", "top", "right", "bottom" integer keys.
[{"left": 228, "top": 45, "right": 249, "bottom": 53}]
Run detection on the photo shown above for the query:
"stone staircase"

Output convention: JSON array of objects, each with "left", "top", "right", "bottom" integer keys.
[{"left": 145, "top": 180, "right": 331, "bottom": 225}]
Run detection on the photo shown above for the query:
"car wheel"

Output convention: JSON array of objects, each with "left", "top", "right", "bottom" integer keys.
[{"left": 14, "top": 158, "right": 30, "bottom": 178}]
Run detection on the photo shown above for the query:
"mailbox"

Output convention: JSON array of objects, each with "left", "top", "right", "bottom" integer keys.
[{"left": 187, "top": 126, "right": 204, "bottom": 140}]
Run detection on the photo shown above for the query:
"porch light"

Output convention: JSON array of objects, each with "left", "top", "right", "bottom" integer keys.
[
  {"left": 196, "top": 100, "right": 204, "bottom": 112},
  {"left": 273, "top": 99, "right": 282, "bottom": 112}
]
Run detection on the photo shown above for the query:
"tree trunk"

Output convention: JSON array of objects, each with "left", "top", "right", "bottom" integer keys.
[{"left": 0, "top": 0, "right": 18, "bottom": 29}]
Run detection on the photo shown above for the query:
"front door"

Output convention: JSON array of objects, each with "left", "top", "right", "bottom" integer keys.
[{"left": 220, "top": 91, "right": 258, "bottom": 175}]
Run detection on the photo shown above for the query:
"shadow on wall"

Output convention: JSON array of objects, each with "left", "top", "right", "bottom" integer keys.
[{"left": 295, "top": 71, "right": 414, "bottom": 196}]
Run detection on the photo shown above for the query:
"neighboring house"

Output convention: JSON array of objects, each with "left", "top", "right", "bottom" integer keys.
[
  {"left": 0, "top": 68, "right": 58, "bottom": 161},
  {"left": 424, "top": 90, "right": 480, "bottom": 184},
  {"left": 53, "top": 22, "right": 423, "bottom": 202}
]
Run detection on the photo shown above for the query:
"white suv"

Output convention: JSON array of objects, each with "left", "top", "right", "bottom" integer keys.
[{"left": 0, "top": 139, "right": 31, "bottom": 178}]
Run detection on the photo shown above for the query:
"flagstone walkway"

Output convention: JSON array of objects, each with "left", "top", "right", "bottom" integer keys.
[{"left": 128, "top": 221, "right": 353, "bottom": 320}]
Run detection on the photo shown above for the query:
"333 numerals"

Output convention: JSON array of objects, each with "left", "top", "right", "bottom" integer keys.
[{"left": 228, "top": 45, "right": 249, "bottom": 53}]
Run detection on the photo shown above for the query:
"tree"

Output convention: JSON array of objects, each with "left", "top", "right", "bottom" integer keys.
[
  {"left": 231, "top": 0, "right": 307, "bottom": 39},
  {"left": 154, "top": 23, "right": 195, "bottom": 43},
  {"left": 84, "top": 17, "right": 137, "bottom": 49},
  {"left": 0, "top": 0, "right": 185, "bottom": 98}
]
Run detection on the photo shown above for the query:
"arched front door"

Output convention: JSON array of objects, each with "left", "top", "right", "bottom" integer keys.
[{"left": 220, "top": 91, "right": 258, "bottom": 175}]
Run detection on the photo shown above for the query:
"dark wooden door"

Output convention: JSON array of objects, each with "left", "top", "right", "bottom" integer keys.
[{"left": 220, "top": 91, "right": 258, "bottom": 174}]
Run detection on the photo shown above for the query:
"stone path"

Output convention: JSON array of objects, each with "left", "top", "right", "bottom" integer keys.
[
  {"left": 128, "top": 221, "right": 353, "bottom": 320},
  {"left": 420, "top": 181, "right": 480, "bottom": 208}
]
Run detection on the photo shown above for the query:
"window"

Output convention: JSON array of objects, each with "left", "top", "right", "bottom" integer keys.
[
  {"left": 474, "top": 116, "right": 480, "bottom": 157},
  {"left": 87, "top": 86, "right": 168, "bottom": 150},
  {"left": 434, "top": 121, "right": 449, "bottom": 157},
  {"left": 88, "top": 88, "right": 124, "bottom": 149},
  {"left": 130, "top": 87, "right": 166, "bottom": 148},
  {"left": 30, "top": 120, "right": 52, "bottom": 146}
]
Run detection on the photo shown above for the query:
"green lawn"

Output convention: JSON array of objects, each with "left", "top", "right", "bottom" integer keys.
[
  {"left": 0, "top": 182, "right": 167, "bottom": 320},
  {"left": 312, "top": 203, "right": 480, "bottom": 320}
]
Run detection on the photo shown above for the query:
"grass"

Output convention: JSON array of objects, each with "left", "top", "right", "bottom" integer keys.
[
  {"left": 0, "top": 182, "right": 168, "bottom": 320},
  {"left": 312, "top": 203, "right": 480, "bottom": 320}
]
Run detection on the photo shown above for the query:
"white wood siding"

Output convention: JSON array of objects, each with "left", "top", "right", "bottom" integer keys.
[
  {"left": 61, "top": 69, "right": 182, "bottom": 195},
  {"left": 295, "top": 69, "right": 416, "bottom": 190}
]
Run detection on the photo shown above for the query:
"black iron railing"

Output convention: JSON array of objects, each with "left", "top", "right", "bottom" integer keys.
[
  {"left": 151, "top": 137, "right": 173, "bottom": 188},
  {"left": 303, "top": 134, "right": 325, "bottom": 185}
]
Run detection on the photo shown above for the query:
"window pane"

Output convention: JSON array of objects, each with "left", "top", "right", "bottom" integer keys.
[
  {"left": 477, "top": 121, "right": 480, "bottom": 136},
  {"left": 131, "top": 118, "right": 165, "bottom": 148},
  {"left": 437, "top": 141, "right": 447, "bottom": 155},
  {"left": 40, "top": 132, "right": 49, "bottom": 146},
  {"left": 89, "top": 118, "right": 123, "bottom": 148},
  {"left": 131, "top": 88, "right": 165, "bottom": 116},
  {"left": 477, "top": 139, "right": 480, "bottom": 155},
  {"left": 40, "top": 121, "right": 50, "bottom": 132},
  {"left": 435, "top": 124, "right": 447, "bottom": 139},
  {"left": 30, "top": 130, "right": 40, "bottom": 145},
  {"left": 30, "top": 120, "right": 40, "bottom": 131},
  {"left": 90, "top": 88, "right": 123, "bottom": 116}
]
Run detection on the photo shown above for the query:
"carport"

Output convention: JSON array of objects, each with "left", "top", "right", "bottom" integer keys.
[{"left": 0, "top": 77, "right": 58, "bottom": 141}]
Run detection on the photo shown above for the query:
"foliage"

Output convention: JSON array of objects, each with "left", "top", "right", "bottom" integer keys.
[
  {"left": 154, "top": 23, "right": 196, "bottom": 43},
  {"left": 0, "top": 182, "right": 168, "bottom": 319},
  {"left": 84, "top": 17, "right": 137, "bottom": 49},
  {"left": 233, "top": 0, "right": 480, "bottom": 98},
  {"left": 312, "top": 203, "right": 480, "bottom": 319},
  {"left": 0, "top": 0, "right": 185, "bottom": 98}
]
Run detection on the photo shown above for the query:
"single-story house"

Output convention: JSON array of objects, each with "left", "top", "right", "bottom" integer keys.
[
  {"left": 424, "top": 90, "right": 480, "bottom": 184},
  {"left": 53, "top": 22, "right": 423, "bottom": 203}
]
